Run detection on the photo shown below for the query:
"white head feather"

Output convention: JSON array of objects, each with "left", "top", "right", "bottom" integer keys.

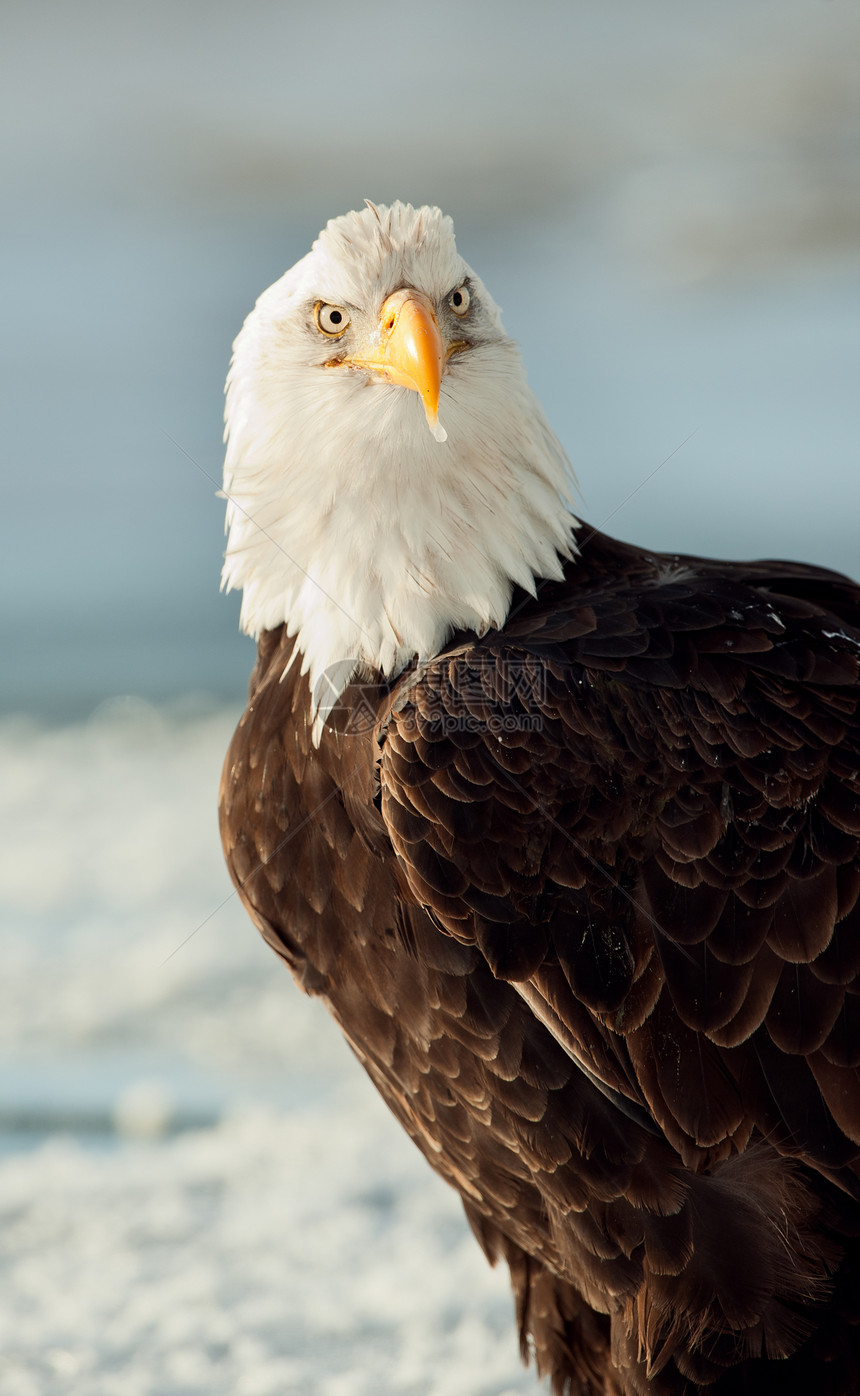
[{"left": 222, "top": 202, "right": 578, "bottom": 730}]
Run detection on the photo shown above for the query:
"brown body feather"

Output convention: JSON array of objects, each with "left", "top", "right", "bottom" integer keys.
[{"left": 220, "top": 528, "right": 860, "bottom": 1393}]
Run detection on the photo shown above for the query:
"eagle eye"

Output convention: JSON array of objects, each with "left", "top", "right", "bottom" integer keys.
[
  {"left": 314, "top": 302, "right": 350, "bottom": 337},
  {"left": 448, "top": 285, "right": 470, "bottom": 317}
]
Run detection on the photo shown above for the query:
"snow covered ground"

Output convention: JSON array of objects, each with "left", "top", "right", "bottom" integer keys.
[
  {"left": 0, "top": 1106, "right": 538, "bottom": 1396},
  {"left": 0, "top": 704, "right": 542, "bottom": 1395}
]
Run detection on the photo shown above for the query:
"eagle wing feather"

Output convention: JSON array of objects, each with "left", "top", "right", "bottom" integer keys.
[{"left": 378, "top": 540, "right": 860, "bottom": 1183}]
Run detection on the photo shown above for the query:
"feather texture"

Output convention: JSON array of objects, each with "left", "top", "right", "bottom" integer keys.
[{"left": 221, "top": 532, "right": 860, "bottom": 1393}]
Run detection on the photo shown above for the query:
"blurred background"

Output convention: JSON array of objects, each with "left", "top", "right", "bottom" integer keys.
[{"left": 1, "top": 2, "right": 858, "bottom": 1393}]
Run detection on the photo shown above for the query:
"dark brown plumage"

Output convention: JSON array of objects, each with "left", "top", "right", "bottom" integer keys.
[{"left": 221, "top": 528, "right": 860, "bottom": 1394}]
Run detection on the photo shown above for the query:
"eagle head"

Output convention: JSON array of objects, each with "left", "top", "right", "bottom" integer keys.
[{"left": 222, "top": 201, "right": 578, "bottom": 727}]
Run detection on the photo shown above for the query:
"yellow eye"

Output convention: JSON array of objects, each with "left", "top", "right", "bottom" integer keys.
[
  {"left": 314, "top": 302, "right": 350, "bottom": 337},
  {"left": 448, "top": 285, "right": 470, "bottom": 317}
]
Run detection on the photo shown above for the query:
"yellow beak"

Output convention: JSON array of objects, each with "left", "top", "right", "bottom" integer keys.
[{"left": 345, "top": 289, "right": 446, "bottom": 439}]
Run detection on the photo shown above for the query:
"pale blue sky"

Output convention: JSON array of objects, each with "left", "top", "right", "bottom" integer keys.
[{"left": 2, "top": 0, "right": 857, "bottom": 714}]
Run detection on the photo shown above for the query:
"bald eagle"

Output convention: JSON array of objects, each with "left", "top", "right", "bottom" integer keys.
[{"left": 219, "top": 203, "right": 860, "bottom": 1394}]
